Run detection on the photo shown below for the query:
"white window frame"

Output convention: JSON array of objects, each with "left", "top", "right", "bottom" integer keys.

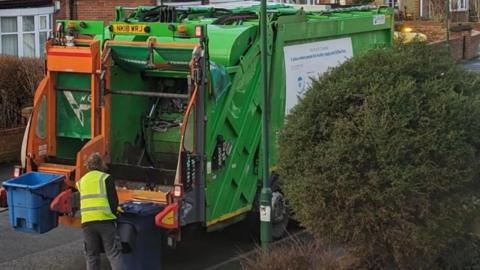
[
  {"left": 384, "top": 0, "right": 400, "bottom": 8},
  {"left": 450, "top": 0, "right": 468, "bottom": 12},
  {"left": 0, "top": 6, "right": 53, "bottom": 58}
]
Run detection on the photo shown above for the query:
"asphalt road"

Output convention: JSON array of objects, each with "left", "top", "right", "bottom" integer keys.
[
  {"left": 0, "top": 163, "right": 259, "bottom": 270},
  {"left": 463, "top": 57, "right": 480, "bottom": 72}
]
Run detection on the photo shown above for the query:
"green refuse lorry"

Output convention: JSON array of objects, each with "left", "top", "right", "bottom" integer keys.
[{"left": 8, "top": 3, "right": 393, "bottom": 268}]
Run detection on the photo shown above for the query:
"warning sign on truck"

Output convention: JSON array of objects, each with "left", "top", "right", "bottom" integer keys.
[{"left": 283, "top": 37, "right": 353, "bottom": 113}]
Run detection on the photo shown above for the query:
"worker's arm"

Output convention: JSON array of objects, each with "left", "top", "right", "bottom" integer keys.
[{"left": 105, "top": 176, "right": 119, "bottom": 215}]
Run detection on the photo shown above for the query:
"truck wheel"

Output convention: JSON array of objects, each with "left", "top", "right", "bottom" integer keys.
[{"left": 271, "top": 190, "right": 289, "bottom": 239}]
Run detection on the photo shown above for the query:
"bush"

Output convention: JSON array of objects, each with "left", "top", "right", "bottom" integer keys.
[
  {"left": 436, "top": 235, "right": 480, "bottom": 268},
  {"left": 278, "top": 44, "right": 480, "bottom": 268},
  {"left": 352, "top": 0, "right": 374, "bottom": 4},
  {"left": 240, "top": 236, "right": 355, "bottom": 270},
  {"left": 0, "top": 56, "right": 44, "bottom": 129}
]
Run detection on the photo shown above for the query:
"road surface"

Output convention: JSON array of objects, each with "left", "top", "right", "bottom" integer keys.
[
  {"left": 0, "top": 163, "right": 260, "bottom": 270},
  {"left": 463, "top": 57, "right": 480, "bottom": 72}
]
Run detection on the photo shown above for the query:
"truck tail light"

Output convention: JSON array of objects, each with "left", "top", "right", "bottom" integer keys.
[
  {"left": 173, "top": 184, "right": 183, "bottom": 198},
  {"left": 195, "top": 25, "right": 203, "bottom": 38},
  {"left": 155, "top": 203, "right": 179, "bottom": 229},
  {"left": 13, "top": 165, "right": 22, "bottom": 178}
]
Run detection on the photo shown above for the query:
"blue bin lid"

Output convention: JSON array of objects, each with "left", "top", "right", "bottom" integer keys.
[
  {"left": 122, "top": 201, "right": 164, "bottom": 216},
  {"left": 3, "top": 172, "right": 64, "bottom": 190}
]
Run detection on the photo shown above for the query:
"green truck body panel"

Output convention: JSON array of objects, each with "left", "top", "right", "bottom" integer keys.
[
  {"left": 52, "top": 5, "right": 393, "bottom": 228},
  {"left": 204, "top": 7, "right": 393, "bottom": 225},
  {"left": 207, "top": 25, "right": 258, "bottom": 66}
]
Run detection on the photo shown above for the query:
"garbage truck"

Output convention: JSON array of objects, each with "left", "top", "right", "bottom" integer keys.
[{"left": 2, "top": 3, "right": 393, "bottom": 268}]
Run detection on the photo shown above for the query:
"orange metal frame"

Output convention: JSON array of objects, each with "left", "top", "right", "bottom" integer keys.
[
  {"left": 26, "top": 75, "right": 54, "bottom": 172},
  {"left": 74, "top": 40, "right": 109, "bottom": 180},
  {"left": 27, "top": 39, "right": 107, "bottom": 183},
  {"left": 27, "top": 37, "right": 206, "bottom": 227},
  {"left": 104, "top": 39, "right": 198, "bottom": 49}
]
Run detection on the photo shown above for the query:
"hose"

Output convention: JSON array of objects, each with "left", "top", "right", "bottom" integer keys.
[
  {"left": 138, "top": 6, "right": 177, "bottom": 23},
  {"left": 212, "top": 12, "right": 258, "bottom": 25}
]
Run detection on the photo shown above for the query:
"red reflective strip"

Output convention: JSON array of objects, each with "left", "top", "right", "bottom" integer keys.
[
  {"left": 155, "top": 203, "right": 179, "bottom": 229},
  {"left": 48, "top": 52, "right": 92, "bottom": 57}
]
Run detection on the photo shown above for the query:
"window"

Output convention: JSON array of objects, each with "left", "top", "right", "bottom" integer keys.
[
  {"left": 384, "top": 0, "right": 399, "bottom": 8},
  {"left": 0, "top": 6, "right": 53, "bottom": 58},
  {"left": 1, "top": 17, "right": 17, "bottom": 56},
  {"left": 450, "top": 0, "right": 468, "bottom": 11},
  {"left": 23, "top": 16, "right": 35, "bottom": 57},
  {"left": 36, "top": 95, "right": 47, "bottom": 139}
]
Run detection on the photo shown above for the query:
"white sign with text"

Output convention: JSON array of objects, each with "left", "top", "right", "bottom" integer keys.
[{"left": 284, "top": 37, "right": 354, "bottom": 113}]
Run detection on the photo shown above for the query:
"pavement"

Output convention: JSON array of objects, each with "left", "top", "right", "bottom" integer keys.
[
  {"left": 463, "top": 57, "right": 480, "bottom": 72},
  {"left": 0, "top": 163, "right": 262, "bottom": 270}
]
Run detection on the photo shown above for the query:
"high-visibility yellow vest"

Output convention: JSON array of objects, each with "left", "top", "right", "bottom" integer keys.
[{"left": 76, "top": 170, "right": 116, "bottom": 224}]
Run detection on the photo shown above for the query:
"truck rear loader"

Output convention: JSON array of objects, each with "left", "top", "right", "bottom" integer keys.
[{"left": 2, "top": 3, "right": 393, "bottom": 268}]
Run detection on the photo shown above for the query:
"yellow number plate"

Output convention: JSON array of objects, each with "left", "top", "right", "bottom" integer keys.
[{"left": 112, "top": 24, "right": 147, "bottom": 34}]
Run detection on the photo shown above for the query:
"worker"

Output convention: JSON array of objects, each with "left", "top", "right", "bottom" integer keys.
[{"left": 77, "top": 153, "right": 124, "bottom": 270}]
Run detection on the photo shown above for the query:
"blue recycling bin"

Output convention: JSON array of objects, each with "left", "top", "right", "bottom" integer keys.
[
  {"left": 3, "top": 172, "right": 64, "bottom": 234},
  {"left": 118, "top": 201, "right": 164, "bottom": 270}
]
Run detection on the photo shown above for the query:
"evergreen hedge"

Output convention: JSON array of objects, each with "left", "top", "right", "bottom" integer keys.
[{"left": 278, "top": 44, "right": 480, "bottom": 268}]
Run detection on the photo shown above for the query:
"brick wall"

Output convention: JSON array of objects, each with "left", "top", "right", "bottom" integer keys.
[
  {"left": 465, "top": 30, "right": 480, "bottom": 59},
  {"left": 451, "top": 11, "right": 469, "bottom": 22},
  {"left": 0, "top": 128, "right": 25, "bottom": 163},
  {"left": 53, "top": 0, "right": 68, "bottom": 22},
  {"left": 55, "top": 0, "right": 157, "bottom": 23},
  {"left": 428, "top": 30, "right": 480, "bottom": 61}
]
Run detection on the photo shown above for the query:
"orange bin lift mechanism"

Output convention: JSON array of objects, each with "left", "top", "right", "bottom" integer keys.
[
  {"left": 27, "top": 38, "right": 105, "bottom": 189},
  {"left": 117, "top": 189, "right": 169, "bottom": 204},
  {"left": 46, "top": 39, "right": 100, "bottom": 74},
  {"left": 37, "top": 163, "right": 76, "bottom": 182},
  {"left": 56, "top": 188, "right": 170, "bottom": 228},
  {"left": 28, "top": 37, "right": 174, "bottom": 228}
]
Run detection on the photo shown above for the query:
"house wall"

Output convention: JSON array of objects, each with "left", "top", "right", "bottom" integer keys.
[
  {"left": 401, "top": 0, "right": 420, "bottom": 18},
  {"left": 451, "top": 11, "right": 469, "bottom": 22},
  {"left": 53, "top": 0, "right": 67, "bottom": 22},
  {"left": 419, "top": 0, "right": 470, "bottom": 21},
  {"left": 0, "top": 0, "right": 52, "bottom": 9},
  {"left": 374, "top": 0, "right": 420, "bottom": 19},
  {"left": 55, "top": 0, "right": 157, "bottom": 23},
  {"left": 314, "top": 0, "right": 354, "bottom": 4}
]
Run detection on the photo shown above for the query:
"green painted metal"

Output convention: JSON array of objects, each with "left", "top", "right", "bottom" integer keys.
[
  {"left": 109, "top": 66, "right": 156, "bottom": 163},
  {"left": 203, "top": 6, "right": 393, "bottom": 228},
  {"left": 207, "top": 25, "right": 257, "bottom": 66},
  {"left": 55, "top": 73, "right": 91, "bottom": 140},
  {"left": 55, "top": 73, "right": 91, "bottom": 160},
  {"left": 259, "top": 0, "right": 272, "bottom": 248},
  {"left": 144, "top": 112, "right": 182, "bottom": 167},
  {"left": 52, "top": 5, "right": 393, "bottom": 229}
]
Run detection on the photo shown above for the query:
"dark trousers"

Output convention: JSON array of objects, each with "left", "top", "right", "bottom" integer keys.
[{"left": 82, "top": 221, "right": 124, "bottom": 270}]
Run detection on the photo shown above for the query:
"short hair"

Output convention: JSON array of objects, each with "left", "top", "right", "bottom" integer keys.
[{"left": 86, "top": 153, "right": 107, "bottom": 172}]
